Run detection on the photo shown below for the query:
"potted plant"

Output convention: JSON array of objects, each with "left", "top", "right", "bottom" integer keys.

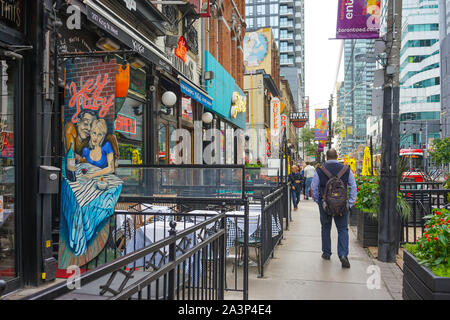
[
  {"left": 355, "top": 176, "right": 380, "bottom": 247},
  {"left": 354, "top": 175, "right": 411, "bottom": 248},
  {"left": 402, "top": 208, "right": 450, "bottom": 300}
]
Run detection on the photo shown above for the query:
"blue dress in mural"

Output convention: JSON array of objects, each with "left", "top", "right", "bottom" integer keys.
[{"left": 59, "top": 159, "right": 123, "bottom": 268}]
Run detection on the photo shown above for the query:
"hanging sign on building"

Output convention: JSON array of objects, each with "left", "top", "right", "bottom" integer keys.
[
  {"left": 230, "top": 92, "right": 246, "bottom": 119},
  {"left": 59, "top": 58, "right": 123, "bottom": 269},
  {"left": 290, "top": 112, "right": 309, "bottom": 128},
  {"left": 175, "top": 36, "right": 188, "bottom": 62},
  {"left": 315, "top": 108, "right": 328, "bottom": 141},
  {"left": 270, "top": 97, "right": 282, "bottom": 157},
  {"left": 0, "top": 0, "right": 23, "bottom": 32},
  {"left": 336, "top": 0, "right": 381, "bottom": 39}
]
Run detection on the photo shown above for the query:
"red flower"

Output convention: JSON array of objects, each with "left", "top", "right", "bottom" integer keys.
[
  {"left": 434, "top": 237, "right": 438, "bottom": 241},
  {"left": 436, "top": 211, "right": 441, "bottom": 215},
  {"left": 427, "top": 238, "right": 430, "bottom": 242}
]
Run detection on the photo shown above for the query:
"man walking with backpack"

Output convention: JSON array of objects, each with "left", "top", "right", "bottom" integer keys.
[{"left": 310, "top": 149, "right": 357, "bottom": 268}]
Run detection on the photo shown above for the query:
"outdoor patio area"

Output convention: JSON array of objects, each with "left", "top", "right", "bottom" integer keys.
[{"left": 225, "top": 199, "right": 403, "bottom": 300}]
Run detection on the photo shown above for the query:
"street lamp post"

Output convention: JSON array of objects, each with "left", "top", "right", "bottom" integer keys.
[{"left": 378, "top": 0, "right": 403, "bottom": 263}]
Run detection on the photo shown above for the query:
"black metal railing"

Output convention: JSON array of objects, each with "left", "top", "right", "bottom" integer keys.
[
  {"left": 26, "top": 211, "right": 227, "bottom": 300},
  {"left": 399, "top": 189, "right": 449, "bottom": 244},
  {"left": 399, "top": 182, "right": 443, "bottom": 190},
  {"left": 258, "top": 187, "right": 284, "bottom": 278}
]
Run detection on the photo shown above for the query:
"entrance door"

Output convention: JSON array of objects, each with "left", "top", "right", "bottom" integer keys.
[{"left": 0, "top": 56, "right": 21, "bottom": 293}]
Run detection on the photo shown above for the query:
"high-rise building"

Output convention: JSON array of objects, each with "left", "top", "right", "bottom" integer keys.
[
  {"left": 245, "top": 0, "right": 305, "bottom": 109},
  {"left": 400, "top": 0, "right": 441, "bottom": 148},
  {"left": 439, "top": 0, "right": 450, "bottom": 137},
  {"left": 340, "top": 39, "right": 376, "bottom": 156}
]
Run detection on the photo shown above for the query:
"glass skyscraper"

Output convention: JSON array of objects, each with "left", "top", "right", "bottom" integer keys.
[
  {"left": 339, "top": 39, "right": 376, "bottom": 156},
  {"left": 400, "top": 0, "right": 441, "bottom": 148},
  {"left": 245, "top": 0, "right": 305, "bottom": 109}
]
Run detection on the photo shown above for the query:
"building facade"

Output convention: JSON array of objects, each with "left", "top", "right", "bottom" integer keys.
[
  {"left": 400, "top": 0, "right": 441, "bottom": 148},
  {"left": 244, "top": 0, "right": 304, "bottom": 109},
  {"left": 0, "top": 0, "right": 247, "bottom": 296},
  {"left": 340, "top": 39, "right": 376, "bottom": 156},
  {"left": 439, "top": 0, "right": 450, "bottom": 137},
  {"left": 243, "top": 27, "right": 282, "bottom": 163}
]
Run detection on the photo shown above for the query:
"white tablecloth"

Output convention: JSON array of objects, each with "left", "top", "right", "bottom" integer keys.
[{"left": 125, "top": 221, "right": 199, "bottom": 269}]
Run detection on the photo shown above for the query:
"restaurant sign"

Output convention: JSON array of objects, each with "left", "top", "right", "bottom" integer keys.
[
  {"left": 86, "top": 5, "right": 172, "bottom": 73},
  {"left": 0, "top": 0, "right": 23, "bottom": 32}
]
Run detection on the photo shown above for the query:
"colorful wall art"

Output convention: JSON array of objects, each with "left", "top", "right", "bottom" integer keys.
[{"left": 58, "top": 58, "right": 123, "bottom": 269}]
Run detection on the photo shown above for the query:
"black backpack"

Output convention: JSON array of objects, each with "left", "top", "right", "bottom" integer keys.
[{"left": 320, "top": 165, "right": 349, "bottom": 216}]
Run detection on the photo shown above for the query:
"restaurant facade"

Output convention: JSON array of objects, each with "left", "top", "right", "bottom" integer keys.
[{"left": 0, "top": 0, "right": 249, "bottom": 296}]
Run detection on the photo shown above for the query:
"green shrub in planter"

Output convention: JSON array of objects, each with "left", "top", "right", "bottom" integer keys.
[
  {"left": 405, "top": 208, "right": 450, "bottom": 278},
  {"left": 354, "top": 175, "right": 410, "bottom": 247}
]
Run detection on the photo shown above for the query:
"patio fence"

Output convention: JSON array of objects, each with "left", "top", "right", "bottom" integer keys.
[
  {"left": 26, "top": 211, "right": 228, "bottom": 300},
  {"left": 399, "top": 182, "right": 449, "bottom": 245},
  {"left": 27, "top": 165, "right": 292, "bottom": 300}
]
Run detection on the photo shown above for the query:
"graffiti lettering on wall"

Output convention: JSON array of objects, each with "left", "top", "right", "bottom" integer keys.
[
  {"left": 66, "top": 74, "right": 115, "bottom": 122},
  {"left": 59, "top": 58, "right": 123, "bottom": 269}
]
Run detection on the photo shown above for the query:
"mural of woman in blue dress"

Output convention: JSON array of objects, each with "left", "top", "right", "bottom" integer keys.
[{"left": 81, "top": 119, "right": 115, "bottom": 178}]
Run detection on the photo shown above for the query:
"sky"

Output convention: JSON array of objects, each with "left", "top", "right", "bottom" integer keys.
[{"left": 304, "top": 0, "right": 344, "bottom": 125}]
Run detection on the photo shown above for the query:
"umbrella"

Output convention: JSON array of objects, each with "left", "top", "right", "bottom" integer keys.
[{"left": 362, "top": 146, "right": 372, "bottom": 176}]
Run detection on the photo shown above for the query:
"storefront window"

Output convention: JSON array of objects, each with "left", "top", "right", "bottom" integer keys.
[
  {"left": 169, "top": 125, "right": 176, "bottom": 164},
  {"left": 115, "top": 97, "right": 144, "bottom": 166},
  {"left": 0, "top": 59, "right": 17, "bottom": 280},
  {"left": 181, "top": 96, "right": 193, "bottom": 122},
  {"left": 158, "top": 124, "right": 167, "bottom": 165},
  {"left": 220, "top": 121, "right": 225, "bottom": 164}
]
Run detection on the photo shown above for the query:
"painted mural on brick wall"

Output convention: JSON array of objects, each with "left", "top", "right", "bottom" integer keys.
[{"left": 58, "top": 58, "right": 123, "bottom": 269}]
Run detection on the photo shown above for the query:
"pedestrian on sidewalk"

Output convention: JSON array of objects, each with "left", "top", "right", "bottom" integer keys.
[
  {"left": 303, "top": 162, "right": 315, "bottom": 200},
  {"left": 310, "top": 149, "right": 357, "bottom": 268},
  {"left": 289, "top": 165, "right": 304, "bottom": 211}
]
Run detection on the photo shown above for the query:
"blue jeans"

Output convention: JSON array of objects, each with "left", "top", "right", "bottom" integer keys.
[
  {"left": 305, "top": 178, "right": 313, "bottom": 199},
  {"left": 291, "top": 188, "right": 301, "bottom": 208},
  {"left": 319, "top": 205, "right": 349, "bottom": 258}
]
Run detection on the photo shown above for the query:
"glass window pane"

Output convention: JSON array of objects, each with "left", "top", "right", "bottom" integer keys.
[
  {"left": 115, "top": 97, "right": 144, "bottom": 166},
  {"left": 169, "top": 126, "right": 176, "bottom": 164},
  {"left": 158, "top": 124, "right": 167, "bottom": 164},
  {"left": 0, "top": 59, "right": 16, "bottom": 280}
]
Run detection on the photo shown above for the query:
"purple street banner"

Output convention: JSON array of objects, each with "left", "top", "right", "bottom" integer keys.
[
  {"left": 336, "top": 0, "right": 381, "bottom": 39},
  {"left": 315, "top": 109, "right": 328, "bottom": 141}
]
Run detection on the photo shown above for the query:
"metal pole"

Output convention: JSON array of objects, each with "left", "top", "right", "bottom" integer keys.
[
  {"left": 370, "top": 135, "right": 374, "bottom": 175},
  {"left": 378, "top": 0, "right": 402, "bottom": 263},
  {"left": 329, "top": 94, "right": 333, "bottom": 149}
]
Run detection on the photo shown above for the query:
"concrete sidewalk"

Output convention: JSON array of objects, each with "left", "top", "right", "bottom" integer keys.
[{"left": 234, "top": 199, "right": 400, "bottom": 300}]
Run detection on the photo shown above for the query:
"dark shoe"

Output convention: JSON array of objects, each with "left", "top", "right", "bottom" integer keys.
[
  {"left": 339, "top": 256, "right": 350, "bottom": 268},
  {"left": 321, "top": 253, "right": 330, "bottom": 260}
]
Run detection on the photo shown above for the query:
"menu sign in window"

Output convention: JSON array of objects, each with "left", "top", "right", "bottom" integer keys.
[{"left": 0, "top": 0, "right": 23, "bottom": 32}]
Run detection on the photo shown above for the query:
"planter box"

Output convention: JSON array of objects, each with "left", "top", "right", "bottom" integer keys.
[
  {"left": 357, "top": 210, "right": 378, "bottom": 247},
  {"left": 402, "top": 250, "right": 450, "bottom": 300},
  {"left": 348, "top": 207, "right": 359, "bottom": 226}
]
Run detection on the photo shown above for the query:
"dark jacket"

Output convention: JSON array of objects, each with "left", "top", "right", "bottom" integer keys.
[{"left": 289, "top": 172, "right": 304, "bottom": 192}]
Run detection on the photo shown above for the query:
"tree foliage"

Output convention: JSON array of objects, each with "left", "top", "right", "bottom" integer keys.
[
  {"left": 429, "top": 137, "right": 450, "bottom": 166},
  {"left": 298, "top": 126, "right": 318, "bottom": 157}
]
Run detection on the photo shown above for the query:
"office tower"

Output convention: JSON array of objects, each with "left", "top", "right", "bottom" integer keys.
[
  {"left": 340, "top": 39, "right": 376, "bottom": 156},
  {"left": 400, "top": 0, "right": 441, "bottom": 148},
  {"left": 245, "top": 0, "right": 305, "bottom": 110},
  {"left": 439, "top": 0, "right": 450, "bottom": 137}
]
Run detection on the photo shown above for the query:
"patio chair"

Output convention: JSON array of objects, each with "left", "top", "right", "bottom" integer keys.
[{"left": 234, "top": 215, "right": 261, "bottom": 275}]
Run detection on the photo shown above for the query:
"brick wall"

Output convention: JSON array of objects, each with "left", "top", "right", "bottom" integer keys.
[{"left": 204, "top": 0, "right": 245, "bottom": 89}]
